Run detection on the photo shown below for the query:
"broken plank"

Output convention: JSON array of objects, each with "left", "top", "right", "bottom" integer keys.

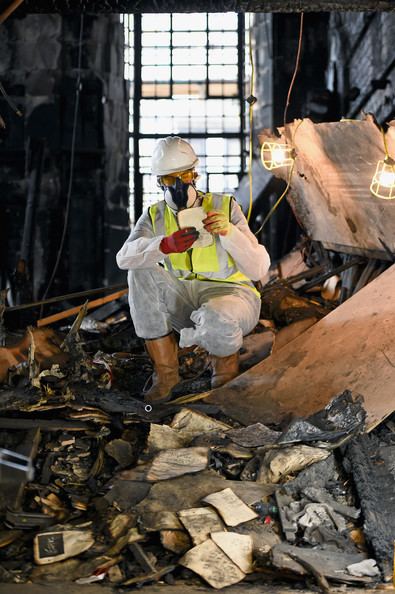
[
  {"left": 345, "top": 434, "right": 395, "bottom": 580},
  {"left": 205, "top": 264, "right": 395, "bottom": 427},
  {"left": 37, "top": 289, "right": 128, "bottom": 327},
  {"left": 0, "top": 418, "right": 90, "bottom": 431}
]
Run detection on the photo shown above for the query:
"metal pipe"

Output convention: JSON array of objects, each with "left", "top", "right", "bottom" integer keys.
[
  {"left": 296, "top": 257, "right": 363, "bottom": 294},
  {"left": 5, "top": 282, "right": 127, "bottom": 312}
]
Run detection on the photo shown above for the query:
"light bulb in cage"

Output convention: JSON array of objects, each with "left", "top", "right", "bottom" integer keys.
[
  {"left": 261, "top": 141, "right": 295, "bottom": 171},
  {"left": 370, "top": 156, "right": 395, "bottom": 200}
]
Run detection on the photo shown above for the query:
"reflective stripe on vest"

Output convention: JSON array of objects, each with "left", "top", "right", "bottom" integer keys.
[{"left": 149, "top": 193, "right": 260, "bottom": 297}]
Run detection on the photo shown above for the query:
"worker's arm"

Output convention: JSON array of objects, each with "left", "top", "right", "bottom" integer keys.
[
  {"left": 116, "top": 210, "right": 198, "bottom": 270},
  {"left": 220, "top": 199, "right": 271, "bottom": 281},
  {"left": 116, "top": 210, "right": 165, "bottom": 270}
]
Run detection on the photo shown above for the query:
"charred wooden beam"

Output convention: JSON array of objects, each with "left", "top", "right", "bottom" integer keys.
[
  {"left": 345, "top": 434, "right": 395, "bottom": 581},
  {"left": 21, "top": 0, "right": 395, "bottom": 13},
  {"left": 0, "top": 417, "right": 90, "bottom": 431}
]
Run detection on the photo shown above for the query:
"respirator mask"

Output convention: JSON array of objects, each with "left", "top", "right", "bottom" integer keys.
[{"left": 159, "top": 170, "right": 198, "bottom": 211}]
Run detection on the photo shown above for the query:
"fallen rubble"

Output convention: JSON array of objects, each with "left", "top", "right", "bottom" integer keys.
[
  {"left": 0, "top": 365, "right": 391, "bottom": 590},
  {"left": 0, "top": 247, "right": 394, "bottom": 590}
]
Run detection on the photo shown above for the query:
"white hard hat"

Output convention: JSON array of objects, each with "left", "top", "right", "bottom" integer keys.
[{"left": 151, "top": 136, "right": 199, "bottom": 176}]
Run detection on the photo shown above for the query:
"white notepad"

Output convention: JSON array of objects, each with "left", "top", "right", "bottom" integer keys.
[{"left": 177, "top": 206, "right": 214, "bottom": 248}]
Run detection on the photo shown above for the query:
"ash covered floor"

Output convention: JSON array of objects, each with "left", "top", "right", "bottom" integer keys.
[{"left": 0, "top": 250, "right": 394, "bottom": 591}]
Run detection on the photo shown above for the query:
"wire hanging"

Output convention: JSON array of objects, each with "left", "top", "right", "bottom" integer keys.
[
  {"left": 255, "top": 119, "right": 303, "bottom": 237},
  {"left": 261, "top": 13, "right": 304, "bottom": 172},
  {"left": 257, "top": 13, "right": 304, "bottom": 231},
  {"left": 40, "top": 15, "right": 84, "bottom": 312},
  {"left": 246, "top": 12, "right": 256, "bottom": 223}
]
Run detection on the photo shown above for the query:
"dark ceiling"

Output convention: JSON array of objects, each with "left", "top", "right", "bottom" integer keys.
[{"left": 12, "top": 0, "right": 395, "bottom": 12}]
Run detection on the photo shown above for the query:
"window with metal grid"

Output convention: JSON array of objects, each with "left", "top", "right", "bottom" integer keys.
[{"left": 123, "top": 12, "right": 246, "bottom": 223}]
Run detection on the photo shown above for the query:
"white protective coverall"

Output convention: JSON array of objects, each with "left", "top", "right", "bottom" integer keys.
[{"left": 116, "top": 194, "right": 270, "bottom": 357}]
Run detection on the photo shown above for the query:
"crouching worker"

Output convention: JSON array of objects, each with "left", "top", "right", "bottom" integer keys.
[{"left": 116, "top": 136, "right": 271, "bottom": 403}]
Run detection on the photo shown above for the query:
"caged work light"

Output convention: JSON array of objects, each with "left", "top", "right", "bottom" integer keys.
[
  {"left": 260, "top": 141, "right": 296, "bottom": 171},
  {"left": 260, "top": 13, "right": 303, "bottom": 173},
  {"left": 370, "top": 157, "right": 395, "bottom": 200},
  {"left": 370, "top": 127, "right": 395, "bottom": 200}
]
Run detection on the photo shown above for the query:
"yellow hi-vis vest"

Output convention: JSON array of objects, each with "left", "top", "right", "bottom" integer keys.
[{"left": 149, "top": 193, "right": 260, "bottom": 297}]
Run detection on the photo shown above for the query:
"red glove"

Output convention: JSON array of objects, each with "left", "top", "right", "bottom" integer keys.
[{"left": 160, "top": 227, "right": 199, "bottom": 254}]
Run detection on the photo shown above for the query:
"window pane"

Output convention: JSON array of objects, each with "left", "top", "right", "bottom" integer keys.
[
  {"left": 173, "top": 65, "right": 206, "bottom": 81},
  {"left": 172, "top": 13, "right": 207, "bottom": 30},
  {"left": 173, "top": 32, "right": 207, "bottom": 46},
  {"left": 208, "top": 31, "right": 237, "bottom": 46},
  {"left": 227, "top": 139, "right": 241, "bottom": 155},
  {"left": 208, "top": 13, "right": 238, "bottom": 30},
  {"left": 142, "top": 83, "right": 171, "bottom": 97},
  {"left": 141, "top": 99, "right": 179, "bottom": 117},
  {"left": 206, "top": 118, "right": 225, "bottom": 133},
  {"left": 185, "top": 98, "right": 206, "bottom": 116},
  {"left": 140, "top": 138, "right": 157, "bottom": 155},
  {"left": 142, "top": 65, "right": 171, "bottom": 81},
  {"left": 226, "top": 156, "right": 241, "bottom": 170},
  {"left": 130, "top": 11, "right": 244, "bottom": 217},
  {"left": 142, "top": 14, "right": 170, "bottom": 31},
  {"left": 140, "top": 156, "right": 152, "bottom": 171},
  {"left": 224, "top": 100, "right": 240, "bottom": 116},
  {"left": 172, "top": 47, "right": 206, "bottom": 65},
  {"left": 209, "top": 48, "right": 238, "bottom": 65},
  {"left": 142, "top": 174, "right": 162, "bottom": 210},
  {"left": 173, "top": 82, "right": 206, "bottom": 97},
  {"left": 207, "top": 156, "right": 227, "bottom": 172},
  {"left": 142, "top": 47, "right": 170, "bottom": 65},
  {"left": 140, "top": 117, "right": 173, "bottom": 134},
  {"left": 206, "top": 137, "right": 226, "bottom": 155},
  {"left": 125, "top": 62, "right": 133, "bottom": 80},
  {"left": 209, "top": 82, "right": 238, "bottom": 96},
  {"left": 128, "top": 97, "right": 133, "bottom": 132},
  {"left": 208, "top": 173, "right": 239, "bottom": 193},
  {"left": 208, "top": 64, "right": 238, "bottom": 80},
  {"left": 142, "top": 32, "right": 171, "bottom": 46},
  {"left": 189, "top": 138, "right": 206, "bottom": 158},
  {"left": 206, "top": 99, "right": 224, "bottom": 116}
]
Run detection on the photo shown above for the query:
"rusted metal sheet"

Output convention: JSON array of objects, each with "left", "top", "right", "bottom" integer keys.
[
  {"left": 207, "top": 263, "right": 395, "bottom": 428},
  {"left": 260, "top": 116, "right": 395, "bottom": 259}
]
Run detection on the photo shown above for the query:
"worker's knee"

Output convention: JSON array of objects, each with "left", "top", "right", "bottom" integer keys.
[{"left": 190, "top": 303, "right": 243, "bottom": 356}]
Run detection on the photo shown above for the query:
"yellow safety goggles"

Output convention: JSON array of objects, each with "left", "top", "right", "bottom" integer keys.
[{"left": 159, "top": 169, "right": 196, "bottom": 187}]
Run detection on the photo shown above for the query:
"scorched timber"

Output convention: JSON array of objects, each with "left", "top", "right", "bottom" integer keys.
[{"left": 205, "top": 263, "right": 395, "bottom": 427}]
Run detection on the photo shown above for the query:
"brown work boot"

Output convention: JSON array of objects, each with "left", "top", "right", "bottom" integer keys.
[
  {"left": 144, "top": 333, "right": 180, "bottom": 403},
  {"left": 210, "top": 352, "right": 239, "bottom": 389}
]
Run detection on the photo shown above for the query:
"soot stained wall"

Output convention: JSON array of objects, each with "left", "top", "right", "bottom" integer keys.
[
  {"left": 0, "top": 13, "right": 129, "bottom": 302},
  {"left": 327, "top": 12, "right": 395, "bottom": 122}
]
